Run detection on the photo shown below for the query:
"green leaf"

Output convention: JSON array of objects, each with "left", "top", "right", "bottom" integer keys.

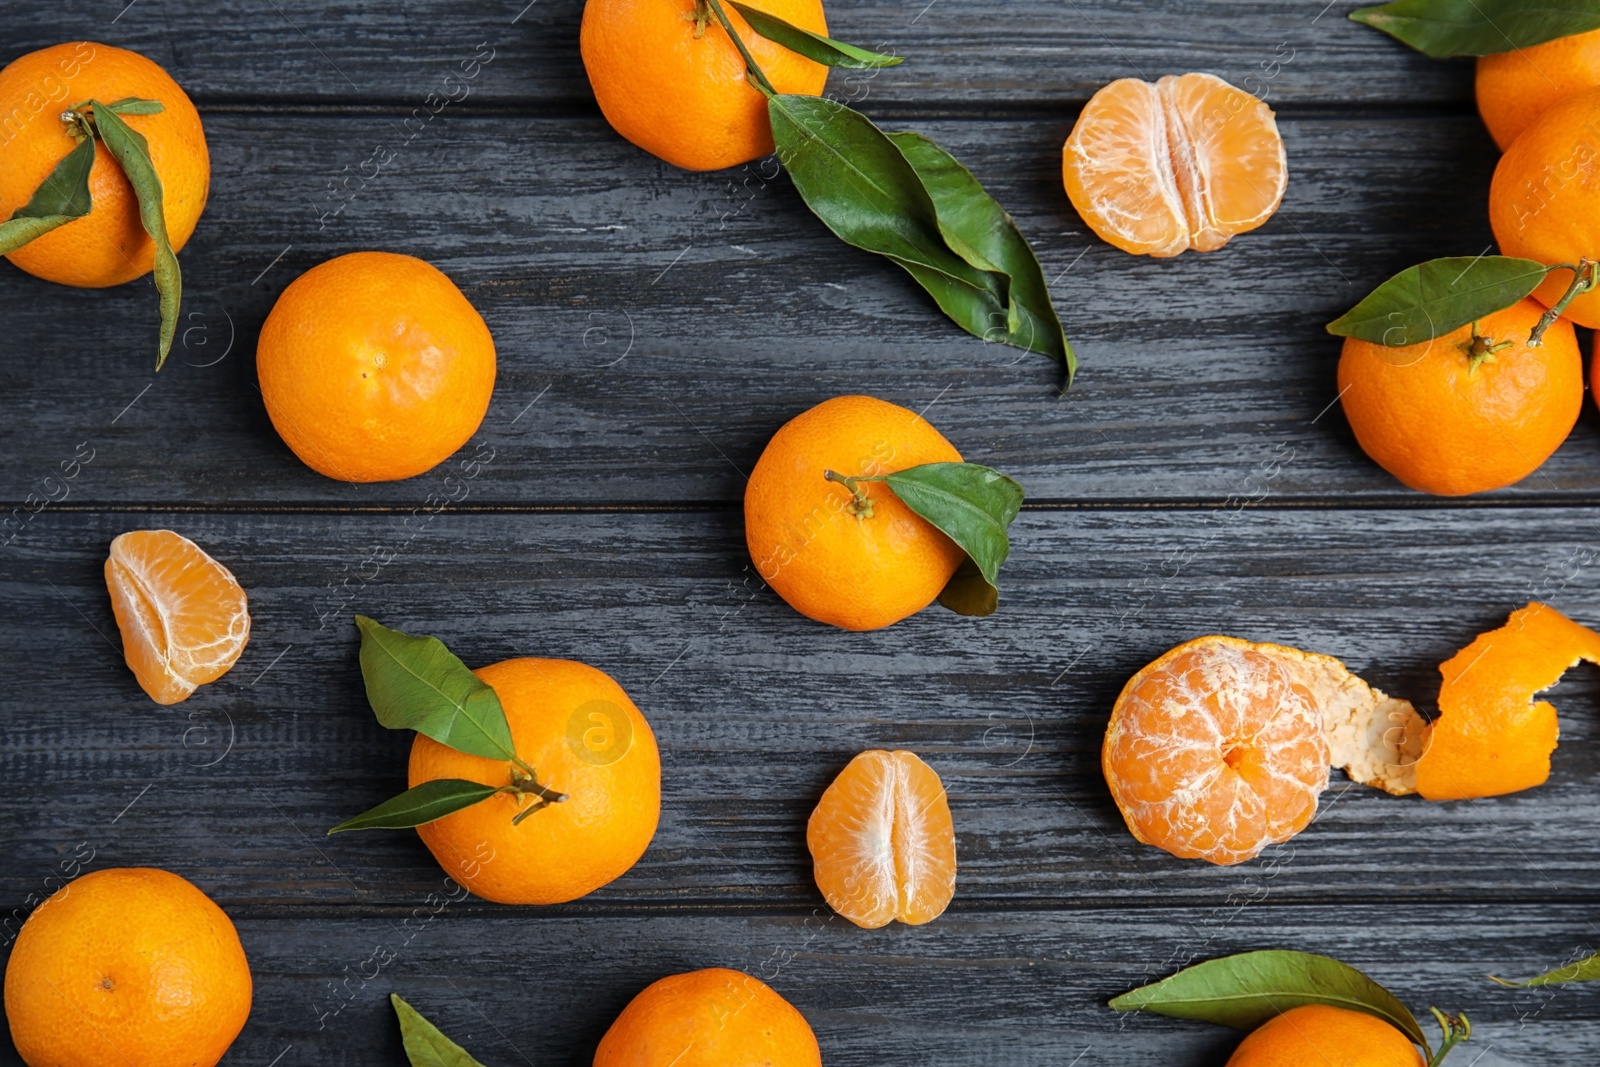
[
  {"left": 89, "top": 99, "right": 181, "bottom": 370},
  {"left": 1492, "top": 951, "right": 1600, "bottom": 987},
  {"left": 328, "top": 779, "right": 499, "bottom": 834},
  {"left": 1350, "top": 0, "right": 1600, "bottom": 57},
  {"left": 887, "top": 130, "right": 1075, "bottom": 376},
  {"left": 937, "top": 557, "right": 999, "bottom": 617},
  {"left": 102, "top": 97, "right": 166, "bottom": 116},
  {"left": 1326, "top": 256, "right": 1550, "bottom": 346},
  {"left": 392, "top": 994, "right": 490, "bottom": 1067},
  {"left": 0, "top": 136, "right": 96, "bottom": 256},
  {"left": 355, "top": 616, "right": 517, "bottom": 761},
  {"left": 726, "top": 1, "right": 902, "bottom": 68},
  {"left": 1109, "top": 950, "right": 1431, "bottom": 1055},
  {"left": 882, "top": 462, "right": 1024, "bottom": 595}
]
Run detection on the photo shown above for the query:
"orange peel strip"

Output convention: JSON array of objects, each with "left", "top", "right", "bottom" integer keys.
[{"left": 1415, "top": 603, "right": 1600, "bottom": 801}]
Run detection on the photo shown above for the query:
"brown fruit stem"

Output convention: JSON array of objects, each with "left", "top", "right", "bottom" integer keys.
[
  {"left": 1427, "top": 1008, "right": 1470, "bottom": 1067},
  {"left": 700, "top": 0, "right": 779, "bottom": 97},
  {"left": 1459, "top": 323, "right": 1512, "bottom": 374},
  {"left": 1528, "top": 258, "right": 1598, "bottom": 347},
  {"left": 502, "top": 758, "right": 567, "bottom": 825},
  {"left": 822, "top": 468, "right": 886, "bottom": 519}
]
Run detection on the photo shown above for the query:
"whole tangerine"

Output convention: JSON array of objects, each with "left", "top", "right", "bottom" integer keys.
[
  {"left": 580, "top": 0, "right": 829, "bottom": 171},
  {"left": 744, "top": 394, "right": 967, "bottom": 631},
  {"left": 408, "top": 657, "right": 660, "bottom": 905},
  {"left": 0, "top": 42, "right": 209, "bottom": 288},
  {"left": 593, "top": 967, "right": 822, "bottom": 1067},
  {"left": 1477, "top": 28, "right": 1600, "bottom": 150},
  {"left": 1337, "top": 298, "right": 1582, "bottom": 496},
  {"left": 1225, "top": 1005, "right": 1424, "bottom": 1067},
  {"left": 256, "top": 251, "right": 496, "bottom": 483},
  {"left": 4, "top": 867, "right": 251, "bottom": 1067}
]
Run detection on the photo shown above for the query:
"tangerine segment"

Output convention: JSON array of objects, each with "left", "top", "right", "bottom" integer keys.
[
  {"left": 1416, "top": 603, "right": 1600, "bottom": 801},
  {"left": 807, "top": 749, "right": 956, "bottom": 929},
  {"left": 104, "top": 530, "right": 250, "bottom": 705},
  {"left": 1103, "top": 637, "right": 1329, "bottom": 865},
  {"left": 1063, "top": 73, "right": 1286, "bottom": 257}
]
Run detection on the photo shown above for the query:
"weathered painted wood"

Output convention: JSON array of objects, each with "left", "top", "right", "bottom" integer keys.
[
  {"left": 4, "top": 114, "right": 1581, "bottom": 508},
  {"left": 4, "top": 0, "right": 1474, "bottom": 110},
  {"left": 4, "top": 508, "right": 1597, "bottom": 912}
]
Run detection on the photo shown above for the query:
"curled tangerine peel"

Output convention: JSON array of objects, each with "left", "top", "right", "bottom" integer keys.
[
  {"left": 1416, "top": 603, "right": 1600, "bottom": 801},
  {"left": 1063, "top": 72, "right": 1287, "bottom": 257}
]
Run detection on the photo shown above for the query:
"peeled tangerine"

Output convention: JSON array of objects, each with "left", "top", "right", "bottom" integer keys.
[
  {"left": 105, "top": 530, "right": 250, "bottom": 705},
  {"left": 1415, "top": 604, "right": 1600, "bottom": 801},
  {"left": 1063, "top": 73, "right": 1287, "bottom": 257},
  {"left": 807, "top": 750, "right": 957, "bottom": 929},
  {"left": 1103, "top": 636, "right": 1428, "bottom": 865}
]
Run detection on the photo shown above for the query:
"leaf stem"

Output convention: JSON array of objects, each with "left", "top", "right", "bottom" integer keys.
[
  {"left": 1427, "top": 1008, "right": 1471, "bottom": 1067},
  {"left": 1528, "top": 259, "right": 1597, "bottom": 347},
  {"left": 701, "top": 0, "right": 779, "bottom": 97}
]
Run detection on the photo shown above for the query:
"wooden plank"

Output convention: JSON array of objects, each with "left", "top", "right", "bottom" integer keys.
[
  {"left": 1, "top": 904, "right": 1591, "bottom": 1065},
  {"left": 4, "top": 1, "right": 1474, "bottom": 110},
  {"left": 5, "top": 508, "right": 1598, "bottom": 910},
  {"left": 5, "top": 113, "right": 1582, "bottom": 508}
]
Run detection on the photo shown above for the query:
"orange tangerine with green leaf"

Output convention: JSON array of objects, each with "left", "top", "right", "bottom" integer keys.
[
  {"left": 0, "top": 42, "right": 207, "bottom": 366},
  {"left": 331, "top": 618, "right": 660, "bottom": 906},
  {"left": 744, "top": 395, "right": 1025, "bottom": 630}
]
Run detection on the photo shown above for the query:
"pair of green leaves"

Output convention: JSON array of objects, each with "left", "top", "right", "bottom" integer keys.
[
  {"left": 1112, "top": 950, "right": 1471, "bottom": 1065},
  {"left": 0, "top": 98, "right": 181, "bottom": 369},
  {"left": 328, "top": 617, "right": 562, "bottom": 835},
  {"left": 701, "top": 0, "right": 1075, "bottom": 380},
  {"left": 828, "top": 461, "right": 1025, "bottom": 617},
  {"left": 1353, "top": 0, "right": 1600, "bottom": 58},
  {"left": 393, "top": 994, "right": 488, "bottom": 1067},
  {"left": 1327, "top": 256, "right": 1596, "bottom": 347}
]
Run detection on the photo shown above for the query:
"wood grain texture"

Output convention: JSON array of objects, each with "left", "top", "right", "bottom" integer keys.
[
  {"left": 4, "top": 113, "right": 1592, "bottom": 507},
  {"left": 4, "top": 510, "right": 1598, "bottom": 913},
  {"left": 3, "top": 1, "right": 1473, "bottom": 110}
]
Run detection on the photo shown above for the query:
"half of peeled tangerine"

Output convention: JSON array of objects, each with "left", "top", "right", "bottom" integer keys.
[
  {"left": 105, "top": 530, "right": 251, "bottom": 705},
  {"left": 807, "top": 749, "right": 957, "bottom": 929},
  {"left": 1102, "top": 635, "right": 1427, "bottom": 865},
  {"left": 1062, "top": 72, "right": 1287, "bottom": 258},
  {"left": 1415, "top": 603, "right": 1600, "bottom": 801}
]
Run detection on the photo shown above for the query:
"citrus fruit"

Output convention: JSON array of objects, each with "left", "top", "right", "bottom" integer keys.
[
  {"left": 593, "top": 967, "right": 822, "bottom": 1067},
  {"left": 745, "top": 395, "right": 966, "bottom": 631},
  {"left": 1416, "top": 603, "right": 1600, "bottom": 801},
  {"left": 580, "top": 0, "right": 829, "bottom": 172},
  {"left": 408, "top": 657, "right": 660, "bottom": 905},
  {"left": 1488, "top": 86, "right": 1600, "bottom": 328},
  {"left": 0, "top": 42, "right": 208, "bottom": 288},
  {"left": 4, "top": 867, "right": 251, "bottom": 1067},
  {"left": 256, "top": 251, "right": 496, "bottom": 483},
  {"left": 1063, "top": 72, "right": 1287, "bottom": 257},
  {"left": 807, "top": 749, "right": 957, "bottom": 929},
  {"left": 1336, "top": 298, "right": 1582, "bottom": 496},
  {"left": 1477, "top": 28, "right": 1600, "bottom": 151},
  {"left": 104, "top": 529, "right": 250, "bottom": 705},
  {"left": 1103, "top": 636, "right": 1426, "bottom": 865},
  {"left": 1225, "top": 1005, "right": 1424, "bottom": 1067}
]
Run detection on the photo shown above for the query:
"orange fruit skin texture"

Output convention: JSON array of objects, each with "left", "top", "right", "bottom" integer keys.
[
  {"left": 1063, "top": 72, "right": 1287, "bottom": 257},
  {"left": 745, "top": 395, "right": 967, "bottom": 631},
  {"left": 1489, "top": 86, "right": 1600, "bottom": 328},
  {"left": 593, "top": 967, "right": 822, "bottom": 1067},
  {"left": 1225, "top": 1005, "right": 1424, "bottom": 1067},
  {"left": 580, "top": 0, "right": 828, "bottom": 172},
  {"left": 1416, "top": 603, "right": 1600, "bottom": 801},
  {"left": 1102, "top": 636, "right": 1330, "bottom": 866},
  {"left": 807, "top": 749, "right": 957, "bottom": 929},
  {"left": 1477, "top": 28, "right": 1600, "bottom": 151},
  {"left": 0, "top": 42, "right": 208, "bottom": 287},
  {"left": 256, "top": 251, "right": 496, "bottom": 483},
  {"left": 408, "top": 658, "right": 660, "bottom": 905},
  {"left": 4, "top": 868, "right": 251, "bottom": 1067},
  {"left": 1336, "top": 298, "right": 1582, "bottom": 496},
  {"left": 104, "top": 529, "right": 250, "bottom": 705}
]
